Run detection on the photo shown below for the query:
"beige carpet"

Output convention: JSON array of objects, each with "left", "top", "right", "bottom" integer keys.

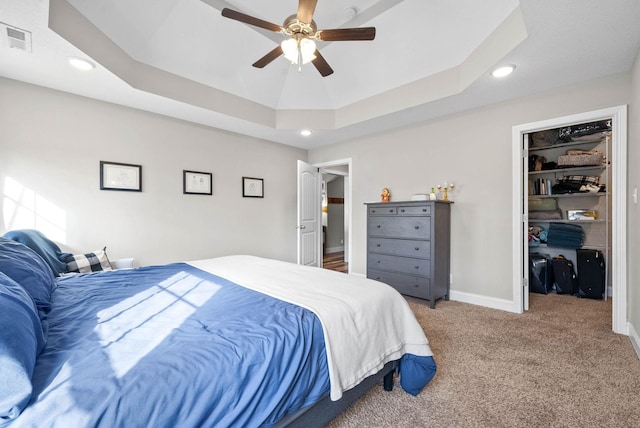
[{"left": 328, "top": 294, "right": 640, "bottom": 428}]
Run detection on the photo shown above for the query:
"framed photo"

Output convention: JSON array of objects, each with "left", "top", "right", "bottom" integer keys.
[
  {"left": 100, "top": 161, "right": 142, "bottom": 192},
  {"left": 242, "top": 177, "right": 264, "bottom": 198},
  {"left": 183, "top": 170, "right": 212, "bottom": 195}
]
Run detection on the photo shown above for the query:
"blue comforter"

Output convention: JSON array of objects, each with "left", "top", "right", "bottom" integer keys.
[{"left": 8, "top": 264, "right": 330, "bottom": 427}]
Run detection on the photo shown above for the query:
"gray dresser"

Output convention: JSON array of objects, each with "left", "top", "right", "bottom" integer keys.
[{"left": 365, "top": 200, "right": 452, "bottom": 308}]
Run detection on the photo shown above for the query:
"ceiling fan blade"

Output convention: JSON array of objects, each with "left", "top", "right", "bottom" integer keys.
[
  {"left": 316, "top": 27, "right": 376, "bottom": 41},
  {"left": 252, "top": 46, "right": 284, "bottom": 69},
  {"left": 221, "top": 8, "right": 283, "bottom": 33},
  {"left": 297, "top": 0, "right": 318, "bottom": 24},
  {"left": 311, "top": 50, "right": 334, "bottom": 77}
]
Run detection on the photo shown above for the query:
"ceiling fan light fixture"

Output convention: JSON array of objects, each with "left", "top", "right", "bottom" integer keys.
[
  {"left": 281, "top": 38, "right": 316, "bottom": 65},
  {"left": 300, "top": 129, "right": 312, "bottom": 137}
]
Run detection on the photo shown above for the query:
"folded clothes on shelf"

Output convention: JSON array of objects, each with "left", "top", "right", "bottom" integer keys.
[{"left": 546, "top": 223, "right": 584, "bottom": 249}]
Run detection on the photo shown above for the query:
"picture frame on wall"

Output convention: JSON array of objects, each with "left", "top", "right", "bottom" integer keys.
[
  {"left": 100, "top": 161, "right": 142, "bottom": 192},
  {"left": 183, "top": 170, "right": 213, "bottom": 195},
  {"left": 242, "top": 177, "right": 264, "bottom": 198}
]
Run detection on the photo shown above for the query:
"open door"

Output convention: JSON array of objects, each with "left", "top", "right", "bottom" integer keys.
[
  {"left": 522, "top": 134, "right": 530, "bottom": 311},
  {"left": 297, "top": 160, "right": 321, "bottom": 267}
]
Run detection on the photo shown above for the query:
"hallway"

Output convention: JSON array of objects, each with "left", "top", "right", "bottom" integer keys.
[{"left": 323, "top": 251, "right": 348, "bottom": 273}]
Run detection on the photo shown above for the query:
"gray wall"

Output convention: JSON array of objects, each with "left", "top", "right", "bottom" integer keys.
[
  {"left": 309, "top": 73, "right": 632, "bottom": 304},
  {"left": 629, "top": 50, "right": 640, "bottom": 348},
  {"left": 0, "top": 78, "right": 307, "bottom": 266}
]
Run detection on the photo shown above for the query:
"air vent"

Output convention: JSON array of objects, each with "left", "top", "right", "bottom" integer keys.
[{"left": 0, "top": 22, "right": 32, "bottom": 53}]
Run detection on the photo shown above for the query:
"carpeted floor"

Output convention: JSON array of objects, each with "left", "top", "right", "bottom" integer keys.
[{"left": 327, "top": 294, "right": 640, "bottom": 427}]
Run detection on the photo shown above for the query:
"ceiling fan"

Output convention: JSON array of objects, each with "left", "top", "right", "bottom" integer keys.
[{"left": 221, "top": 0, "right": 376, "bottom": 77}]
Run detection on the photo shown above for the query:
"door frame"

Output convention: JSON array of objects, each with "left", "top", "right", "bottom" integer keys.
[
  {"left": 313, "top": 158, "right": 352, "bottom": 273},
  {"left": 511, "top": 105, "right": 628, "bottom": 335}
]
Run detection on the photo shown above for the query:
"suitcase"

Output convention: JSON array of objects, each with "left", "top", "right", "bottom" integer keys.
[
  {"left": 529, "top": 253, "right": 554, "bottom": 294},
  {"left": 551, "top": 255, "right": 577, "bottom": 295},
  {"left": 576, "top": 249, "right": 605, "bottom": 299}
]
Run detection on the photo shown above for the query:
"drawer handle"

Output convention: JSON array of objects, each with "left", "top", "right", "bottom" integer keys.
[
  {"left": 415, "top": 247, "right": 419, "bottom": 251},
  {"left": 413, "top": 283, "right": 419, "bottom": 288},
  {"left": 422, "top": 208, "right": 427, "bottom": 212},
  {"left": 376, "top": 260, "right": 381, "bottom": 263},
  {"left": 371, "top": 209, "right": 376, "bottom": 213},
  {"left": 414, "top": 226, "right": 420, "bottom": 229},
  {"left": 375, "top": 277, "right": 381, "bottom": 280},
  {"left": 414, "top": 266, "right": 419, "bottom": 269},
  {"left": 377, "top": 225, "right": 381, "bottom": 228},
  {"left": 389, "top": 209, "right": 394, "bottom": 213},
  {"left": 400, "top": 209, "right": 405, "bottom": 212},
  {"left": 377, "top": 244, "right": 381, "bottom": 247}
]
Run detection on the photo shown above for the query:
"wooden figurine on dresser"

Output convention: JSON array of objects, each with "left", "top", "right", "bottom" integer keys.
[
  {"left": 381, "top": 187, "right": 391, "bottom": 202},
  {"left": 365, "top": 200, "right": 452, "bottom": 308}
]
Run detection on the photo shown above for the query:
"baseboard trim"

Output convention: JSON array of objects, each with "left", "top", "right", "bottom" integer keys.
[
  {"left": 629, "top": 322, "right": 640, "bottom": 360},
  {"left": 325, "top": 246, "right": 344, "bottom": 254},
  {"left": 449, "top": 290, "right": 519, "bottom": 313}
]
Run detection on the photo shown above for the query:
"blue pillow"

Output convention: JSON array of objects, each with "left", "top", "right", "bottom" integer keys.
[
  {"left": 0, "top": 271, "right": 45, "bottom": 421},
  {"left": 0, "top": 238, "right": 56, "bottom": 312},
  {"left": 399, "top": 354, "right": 437, "bottom": 396},
  {"left": 3, "top": 229, "right": 71, "bottom": 276}
]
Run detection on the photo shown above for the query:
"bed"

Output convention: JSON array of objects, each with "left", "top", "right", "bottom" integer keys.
[{"left": 0, "top": 233, "right": 437, "bottom": 427}]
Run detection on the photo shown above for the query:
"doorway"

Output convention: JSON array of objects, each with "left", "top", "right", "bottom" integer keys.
[
  {"left": 315, "top": 159, "right": 352, "bottom": 274},
  {"left": 511, "top": 106, "right": 628, "bottom": 334},
  {"left": 322, "top": 173, "right": 348, "bottom": 273}
]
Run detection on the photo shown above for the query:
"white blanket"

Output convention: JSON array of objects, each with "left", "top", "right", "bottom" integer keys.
[{"left": 189, "top": 255, "right": 433, "bottom": 400}]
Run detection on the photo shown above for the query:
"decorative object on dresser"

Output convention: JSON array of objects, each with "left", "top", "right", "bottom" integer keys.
[
  {"left": 437, "top": 182, "right": 455, "bottom": 201},
  {"left": 365, "top": 200, "right": 452, "bottom": 308},
  {"left": 381, "top": 187, "right": 391, "bottom": 202}
]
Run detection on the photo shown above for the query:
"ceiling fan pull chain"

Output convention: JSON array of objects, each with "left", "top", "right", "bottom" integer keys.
[{"left": 297, "top": 41, "right": 303, "bottom": 72}]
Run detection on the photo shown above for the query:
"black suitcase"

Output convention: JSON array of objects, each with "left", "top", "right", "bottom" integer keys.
[
  {"left": 551, "top": 255, "right": 577, "bottom": 295},
  {"left": 576, "top": 249, "right": 605, "bottom": 299},
  {"left": 529, "top": 253, "right": 554, "bottom": 294}
]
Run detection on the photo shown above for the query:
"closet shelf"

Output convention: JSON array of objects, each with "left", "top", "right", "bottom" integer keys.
[
  {"left": 528, "top": 139, "right": 606, "bottom": 152},
  {"left": 528, "top": 165, "right": 605, "bottom": 175},
  {"left": 529, "top": 193, "right": 607, "bottom": 199},
  {"left": 532, "top": 243, "right": 609, "bottom": 250},
  {"left": 529, "top": 219, "right": 607, "bottom": 224}
]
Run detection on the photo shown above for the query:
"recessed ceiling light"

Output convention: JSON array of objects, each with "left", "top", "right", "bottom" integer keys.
[
  {"left": 68, "top": 56, "right": 96, "bottom": 71},
  {"left": 491, "top": 64, "right": 515, "bottom": 78},
  {"left": 300, "top": 129, "right": 312, "bottom": 137}
]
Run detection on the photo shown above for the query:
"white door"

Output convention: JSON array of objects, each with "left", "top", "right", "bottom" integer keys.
[
  {"left": 522, "top": 134, "right": 530, "bottom": 311},
  {"left": 297, "top": 160, "right": 321, "bottom": 266}
]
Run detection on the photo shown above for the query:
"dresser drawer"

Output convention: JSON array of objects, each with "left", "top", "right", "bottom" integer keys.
[
  {"left": 368, "top": 216, "right": 431, "bottom": 239},
  {"left": 368, "top": 206, "right": 397, "bottom": 216},
  {"left": 397, "top": 205, "right": 431, "bottom": 216},
  {"left": 368, "top": 269, "right": 430, "bottom": 299},
  {"left": 368, "top": 253, "right": 430, "bottom": 277},
  {"left": 369, "top": 237, "right": 430, "bottom": 258}
]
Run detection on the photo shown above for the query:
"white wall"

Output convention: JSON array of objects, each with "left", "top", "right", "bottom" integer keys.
[
  {"left": 628, "top": 49, "right": 640, "bottom": 352},
  {"left": 0, "top": 78, "right": 307, "bottom": 266},
  {"left": 309, "top": 73, "right": 632, "bottom": 302}
]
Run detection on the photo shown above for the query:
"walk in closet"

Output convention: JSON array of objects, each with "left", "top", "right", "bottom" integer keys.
[{"left": 526, "top": 120, "right": 611, "bottom": 299}]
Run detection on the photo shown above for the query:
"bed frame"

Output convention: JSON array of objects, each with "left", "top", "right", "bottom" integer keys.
[{"left": 276, "top": 360, "right": 398, "bottom": 427}]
